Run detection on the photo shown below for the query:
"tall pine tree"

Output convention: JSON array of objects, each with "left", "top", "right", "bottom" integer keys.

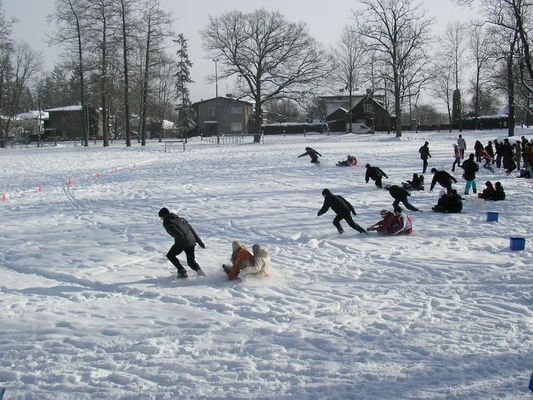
[{"left": 174, "top": 34, "right": 194, "bottom": 140}]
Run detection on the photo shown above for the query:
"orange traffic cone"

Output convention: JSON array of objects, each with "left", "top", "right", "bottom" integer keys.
[
  {"left": 37, "top": 185, "right": 43, "bottom": 192},
  {"left": 96, "top": 171, "right": 101, "bottom": 178},
  {"left": 2, "top": 193, "right": 6, "bottom": 201}
]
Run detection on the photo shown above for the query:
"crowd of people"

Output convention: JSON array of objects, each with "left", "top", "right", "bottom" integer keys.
[{"left": 157, "top": 134, "right": 531, "bottom": 281}]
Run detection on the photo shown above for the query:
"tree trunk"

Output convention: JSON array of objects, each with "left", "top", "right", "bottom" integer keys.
[{"left": 121, "top": 2, "right": 131, "bottom": 147}]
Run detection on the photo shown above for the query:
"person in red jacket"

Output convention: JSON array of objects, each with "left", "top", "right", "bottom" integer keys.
[
  {"left": 222, "top": 240, "right": 254, "bottom": 280},
  {"left": 367, "top": 209, "right": 396, "bottom": 234}
]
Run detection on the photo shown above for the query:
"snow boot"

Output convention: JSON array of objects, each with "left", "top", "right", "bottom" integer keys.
[{"left": 176, "top": 270, "right": 188, "bottom": 279}]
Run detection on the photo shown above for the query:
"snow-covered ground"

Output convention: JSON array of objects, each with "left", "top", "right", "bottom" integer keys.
[{"left": 0, "top": 129, "right": 532, "bottom": 399}]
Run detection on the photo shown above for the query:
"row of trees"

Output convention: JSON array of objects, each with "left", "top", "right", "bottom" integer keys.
[{"left": 1, "top": 0, "right": 532, "bottom": 147}]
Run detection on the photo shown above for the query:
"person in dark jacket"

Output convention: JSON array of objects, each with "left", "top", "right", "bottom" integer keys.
[
  {"left": 365, "top": 164, "right": 389, "bottom": 188},
  {"left": 402, "top": 173, "right": 424, "bottom": 191},
  {"left": 419, "top": 141, "right": 431, "bottom": 173},
  {"left": 317, "top": 189, "right": 367, "bottom": 234},
  {"left": 387, "top": 184, "right": 420, "bottom": 211},
  {"left": 431, "top": 188, "right": 463, "bottom": 213},
  {"left": 298, "top": 147, "right": 322, "bottom": 163},
  {"left": 478, "top": 181, "right": 495, "bottom": 200},
  {"left": 159, "top": 207, "right": 206, "bottom": 279},
  {"left": 490, "top": 181, "right": 506, "bottom": 201},
  {"left": 429, "top": 168, "right": 457, "bottom": 191},
  {"left": 461, "top": 153, "right": 479, "bottom": 195}
]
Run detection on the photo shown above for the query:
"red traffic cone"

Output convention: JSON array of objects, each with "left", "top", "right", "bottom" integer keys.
[
  {"left": 67, "top": 177, "right": 73, "bottom": 186},
  {"left": 37, "top": 185, "right": 43, "bottom": 192},
  {"left": 2, "top": 193, "right": 6, "bottom": 201},
  {"left": 96, "top": 171, "right": 101, "bottom": 178}
]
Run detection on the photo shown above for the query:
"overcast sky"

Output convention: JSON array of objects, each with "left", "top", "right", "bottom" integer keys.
[{"left": 4, "top": 0, "right": 476, "bottom": 105}]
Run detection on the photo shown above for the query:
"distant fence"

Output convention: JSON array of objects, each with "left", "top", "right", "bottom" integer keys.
[{"left": 203, "top": 133, "right": 264, "bottom": 144}]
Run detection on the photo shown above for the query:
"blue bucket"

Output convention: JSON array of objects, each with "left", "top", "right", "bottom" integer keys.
[
  {"left": 510, "top": 237, "right": 526, "bottom": 251},
  {"left": 487, "top": 211, "right": 499, "bottom": 222}
]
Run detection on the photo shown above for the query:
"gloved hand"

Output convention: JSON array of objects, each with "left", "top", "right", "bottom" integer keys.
[{"left": 198, "top": 241, "right": 206, "bottom": 249}]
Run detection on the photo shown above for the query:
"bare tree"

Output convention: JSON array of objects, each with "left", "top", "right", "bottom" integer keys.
[
  {"left": 85, "top": 0, "right": 118, "bottom": 147},
  {"left": 49, "top": 0, "right": 90, "bottom": 146},
  {"left": 332, "top": 26, "right": 367, "bottom": 133},
  {"left": 202, "top": 9, "right": 331, "bottom": 142},
  {"left": 456, "top": 0, "right": 533, "bottom": 95},
  {"left": 117, "top": 0, "right": 139, "bottom": 147},
  {"left": 138, "top": 0, "right": 173, "bottom": 146},
  {"left": 467, "top": 22, "right": 493, "bottom": 128},
  {"left": 356, "top": 0, "right": 433, "bottom": 137},
  {"left": 430, "top": 59, "right": 455, "bottom": 131}
]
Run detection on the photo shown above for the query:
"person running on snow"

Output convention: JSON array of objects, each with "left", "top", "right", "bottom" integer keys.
[
  {"left": 461, "top": 153, "right": 479, "bottom": 195},
  {"left": 365, "top": 164, "right": 389, "bottom": 188},
  {"left": 386, "top": 184, "right": 420, "bottom": 211},
  {"left": 419, "top": 141, "right": 431, "bottom": 173},
  {"left": 298, "top": 147, "right": 322, "bottom": 164},
  {"left": 451, "top": 143, "right": 462, "bottom": 172},
  {"left": 159, "top": 207, "right": 206, "bottom": 279},
  {"left": 429, "top": 168, "right": 457, "bottom": 192},
  {"left": 317, "top": 188, "right": 367, "bottom": 234}
]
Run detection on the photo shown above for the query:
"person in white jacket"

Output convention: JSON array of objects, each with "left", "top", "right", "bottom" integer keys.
[{"left": 238, "top": 244, "right": 271, "bottom": 279}]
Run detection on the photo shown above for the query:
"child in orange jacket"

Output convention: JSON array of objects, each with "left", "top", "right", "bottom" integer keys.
[{"left": 222, "top": 240, "right": 254, "bottom": 280}]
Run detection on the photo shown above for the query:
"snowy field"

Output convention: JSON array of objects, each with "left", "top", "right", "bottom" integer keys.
[{"left": 0, "top": 129, "right": 532, "bottom": 399}]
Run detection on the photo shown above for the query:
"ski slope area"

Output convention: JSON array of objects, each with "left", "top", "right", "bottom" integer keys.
[{"left": 0, "top": 130, "right": 532, "bottom": 399}]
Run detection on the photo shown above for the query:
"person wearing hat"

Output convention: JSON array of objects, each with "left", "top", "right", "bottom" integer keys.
[
  {"left": 159, "top": 207, "right": 205, "bottom": 279},
  {"left": 418, "top": 141, "right": 431, "bottom": 173},
  {"left": 317, "top": 188, "right": 367, "bottom": 235}
]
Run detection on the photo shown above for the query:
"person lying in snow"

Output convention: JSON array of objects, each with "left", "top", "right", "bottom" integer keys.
[
  {"left": 336, "top": 155, "right": 357, "bottom": 167},
  {"left": 298, "top": 147, "right": 322, "bottom": 163},
  {"left": 222, "top": 241, "right": 271, "bottom": 280}
]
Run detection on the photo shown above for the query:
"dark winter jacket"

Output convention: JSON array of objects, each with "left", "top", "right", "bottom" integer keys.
[
  {"left": 298, "top": 147, "right": 322, "bottom": 161},
  {"left": 430, "top": 170, "right": 457, "bottom": 191},
  {"left": 490, "top": 186, "right": 506, "bottom": 201},
  {"left": 434, "top": 192, "right": 463, "bottom": 213},
  {"left": 318, "top": 189, "right": 356, "bottom": 217},
  {"left": 388, "top": 185, "right": 411, "bottom": 200},
  {"left": 461, "top": 156, "right": 479, "bottom": 181},
  {"left": 419, "top": 143, "right": 431, "bottom": 160},
  {"left": 365, "top": 166, "right": 388, "bottom": 183},
  {"left": 485, "top": 143, "right": 495, "bottom": 158},
  {"left": 162, "top": 213, "right": 204, "bottom": 250},
  {"left": 478, "top": 182, "right": 495, "bottom": 199}
]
